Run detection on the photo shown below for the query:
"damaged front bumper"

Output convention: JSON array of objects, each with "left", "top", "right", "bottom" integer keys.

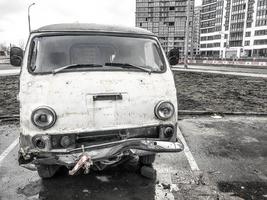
[{"left": 19, "top": 138, "right": 184, "bottom": 170}]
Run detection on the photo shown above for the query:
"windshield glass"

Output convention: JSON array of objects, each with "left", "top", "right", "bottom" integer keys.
[{"left": 29, "top": 35, "right": 165, "bottom": 73}]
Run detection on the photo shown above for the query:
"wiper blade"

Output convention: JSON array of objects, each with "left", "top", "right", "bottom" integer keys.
[
  {"left": 105, "top": 62, "right": 152, "bottom": 74},
  {"left": 52, "top": 63, "right": 103, "bottom": 74}
]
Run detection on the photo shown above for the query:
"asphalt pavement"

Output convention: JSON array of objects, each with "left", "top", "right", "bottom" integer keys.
[
  {"left": 179, "top": 115, "right": 267, "bottom": 199},
  {"left": 0, "top": 116, "right": 266, "bottom": 199},
  {"left": 0, "top": 122, "right": 192, "bottom": 200}
]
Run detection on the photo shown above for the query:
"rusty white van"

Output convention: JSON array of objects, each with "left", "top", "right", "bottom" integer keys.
[{"left": 10, "top": 23, "right": 183, "bottom": 178}]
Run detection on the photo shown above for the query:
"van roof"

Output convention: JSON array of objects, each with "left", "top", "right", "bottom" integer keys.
[{"left": 33, "top": 23, "right": 155, "bottom": 36}]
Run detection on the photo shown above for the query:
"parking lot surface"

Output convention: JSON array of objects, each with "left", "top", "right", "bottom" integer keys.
[
  {"left": 179, "top": 115, "right": 267, "bottom": 199},
  {"left": 0, "top": 116, "right": 266, "bottom": 200}
]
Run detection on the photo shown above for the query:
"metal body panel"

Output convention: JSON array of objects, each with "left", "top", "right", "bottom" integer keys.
[
  {"left": 19, "top": 31, "right": 177, "bottom": 137},
  {"left": 33, "top": 23, "right": 155, "bottom": 36},
  {"left": 19, "top": 70, "right": 177, "bottom": 136}
]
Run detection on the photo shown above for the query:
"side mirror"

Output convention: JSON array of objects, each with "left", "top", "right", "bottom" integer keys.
[
  {"left": 168, "top": 56, "right": 179, "bottom": 66},
  {"left": 10, "top": 47, "right": 24, "bottom": 67},
  {"left": 167, "top": 48, "right": 179, "bottom": 66}
]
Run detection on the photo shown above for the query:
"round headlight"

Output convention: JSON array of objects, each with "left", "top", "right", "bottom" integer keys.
[
  {"left": 155, "top": 101, "right": 175, "bottom": 120},
  {"left": 31, "top": 106, "right": 57, "bottom": 130}
]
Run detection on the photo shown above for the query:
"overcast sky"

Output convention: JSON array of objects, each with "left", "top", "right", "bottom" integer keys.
[{"left": 0, "top": 0, "right": 202, "bottom": 46}]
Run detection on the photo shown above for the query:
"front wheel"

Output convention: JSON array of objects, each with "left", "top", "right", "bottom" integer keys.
[
  {"left": 37, "top": 165, "right": 60, "bottom": 178},
  {"left": 139, "top": 154, "right": 156, "bottom": 166}
]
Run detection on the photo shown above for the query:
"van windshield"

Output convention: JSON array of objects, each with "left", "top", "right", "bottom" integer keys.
[{"left": 29, "top": 35, "right": 166, "bottom": 74}]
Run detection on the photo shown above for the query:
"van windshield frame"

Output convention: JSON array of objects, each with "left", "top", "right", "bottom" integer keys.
[{"left": 27, "top": 33, "right": 167, "bottom": 75}]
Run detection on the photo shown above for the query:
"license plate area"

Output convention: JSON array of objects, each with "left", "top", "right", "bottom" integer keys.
[{"left": 86, "top": 93, "right": 126, "bottom": 128}]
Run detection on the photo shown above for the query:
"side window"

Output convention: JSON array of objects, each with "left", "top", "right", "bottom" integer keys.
[
  {"left": 29, "top": 40, "right": 38, "bottom": 71},
  {"left": 152, "top": 43, "right": 164, "bottom": 68},
  {"left": 144, "top": 42, "right": 163, "bottom": 71}
]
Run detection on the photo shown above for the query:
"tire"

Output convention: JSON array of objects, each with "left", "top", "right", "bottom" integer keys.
[
  {"left": 37, "top": 165, "right": 60, "bottom": 178},
  {"left": 139, "top": 154, "right": 156, "bottom": 166},
  {"left": 122, "top": 155, "right": 140, "bottom": 172}
]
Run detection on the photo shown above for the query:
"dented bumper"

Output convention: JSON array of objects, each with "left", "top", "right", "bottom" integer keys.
[{"left": 19, "top": 138, "right": 184, "bottom": 169}]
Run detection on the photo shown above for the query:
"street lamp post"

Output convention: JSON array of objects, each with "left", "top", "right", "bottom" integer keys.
[
  {"left": 184, "top": 0, "right": 191, "bottom": 69},
  {"left": 28, "top": 3, "right": 35, "bottom": 33}
]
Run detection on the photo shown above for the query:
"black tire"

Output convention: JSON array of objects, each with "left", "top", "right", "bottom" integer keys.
[
  {"left": 37, "top": 165, "right": 59, "bottom": 179},
  {"left": 139, "top": 154, "right": 156, "bottom": 166},
  {"left": 122, "top": 155, "right": 140, "bottom": 172}
]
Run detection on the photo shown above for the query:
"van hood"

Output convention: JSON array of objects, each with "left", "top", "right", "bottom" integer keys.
[{"left": 19, "top": 71, "right": 177, "bottom": 135}]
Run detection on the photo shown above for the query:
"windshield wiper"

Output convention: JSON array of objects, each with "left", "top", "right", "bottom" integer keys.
[
  {"left": 52, "top": 63, "right": 103, "bottom": 74},
  {"left": 105, "top": 62, "right": 152, "bottom": 74}
]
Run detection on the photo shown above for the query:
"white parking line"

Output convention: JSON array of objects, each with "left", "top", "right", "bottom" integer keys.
[
  {"left": 154, "top": 127, "right": 200, "bottom": 199},
  {"left": 0, "top": 137, "right": 19, "bottom": 166},
  {"left": 177, "top": 127, "right": 200, "bottom": 171}
]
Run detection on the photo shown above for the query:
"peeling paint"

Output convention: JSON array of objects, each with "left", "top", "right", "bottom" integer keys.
[{"left": 19, "top": 70, "right": 177, "bottom": 136}]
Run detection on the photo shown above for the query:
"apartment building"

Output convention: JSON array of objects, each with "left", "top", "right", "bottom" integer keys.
[
  {"left": 200, "top": 0, "right": 267, "bottom": 59},
  {"left": 199, "top": 0, "right": 226, "bottom": 58},
  {"left": 135, "top": 0, "right": 194, "bottom": 55},
  {"left": 192, "top": 6, "right": 202, "bottom": 56}
]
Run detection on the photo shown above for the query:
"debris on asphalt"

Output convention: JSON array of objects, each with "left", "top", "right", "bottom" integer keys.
[
  {"left": 170, "top": 184, "right": 179, "bottom": 192},
  {"left": 17, "top": 180, "right": 42, "bottom": 198},
  {"left": 211, "top": 114, "right": 223, "bottom": 119},
  {"left": 96, "top": 176, "right": 110, "bottom": 182},
  {"left": 207, "top": 170, "right": 221, "bottom": 175},
  {"left": 26, "top": 194, "right": 39, "bottom": 200},
  {"left": 193, "top": 171, "right": 210, "bottom": 186},
  {"left": 82, "top": 189, "right": 90, "bottom": 193},
  {"left": 161, "top": 183, "right": 171, "bottom": 189}
]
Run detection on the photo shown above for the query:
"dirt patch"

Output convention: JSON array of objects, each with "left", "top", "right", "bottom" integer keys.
[
  {"left": 0, "top": 75, "right": 19, "bottom": 116},
  {"left": 175, "top": 71, "right": 267, "bottom": 113}
]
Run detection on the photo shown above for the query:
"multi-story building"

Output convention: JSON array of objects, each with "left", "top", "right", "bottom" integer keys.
[
  {"left": 199, "top": 0, "right": 225, "bottom": 58},
  {"left": 200, "top": 0, "right": 267, "bottom": 59},
  {"left": 135, "top": 0, "right": 194, "bottom": 56},
  {"left": 192, "top": 6, "right": 202, "bottom": 56},
  {"left": 251, "top": 0, "right": 267, "bottom": 58}
]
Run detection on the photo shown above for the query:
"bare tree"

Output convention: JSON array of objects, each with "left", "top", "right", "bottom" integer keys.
[
  {"left": 18, "top": 40, "right": 25, "bottom": 50},
  {"left": 0, "top": 43, "right": 8, "bottom": 51}
]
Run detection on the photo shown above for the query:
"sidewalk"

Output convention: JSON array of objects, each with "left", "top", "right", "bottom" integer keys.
[
  {"left": 0, "top": 69, "right": 20, "bottom": 76},
  {"left": 189, "top": 59, "right": 267, "bottom": 68},
  {"left": 172, "top": 65, "right": 267, "bottom": 78}
]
